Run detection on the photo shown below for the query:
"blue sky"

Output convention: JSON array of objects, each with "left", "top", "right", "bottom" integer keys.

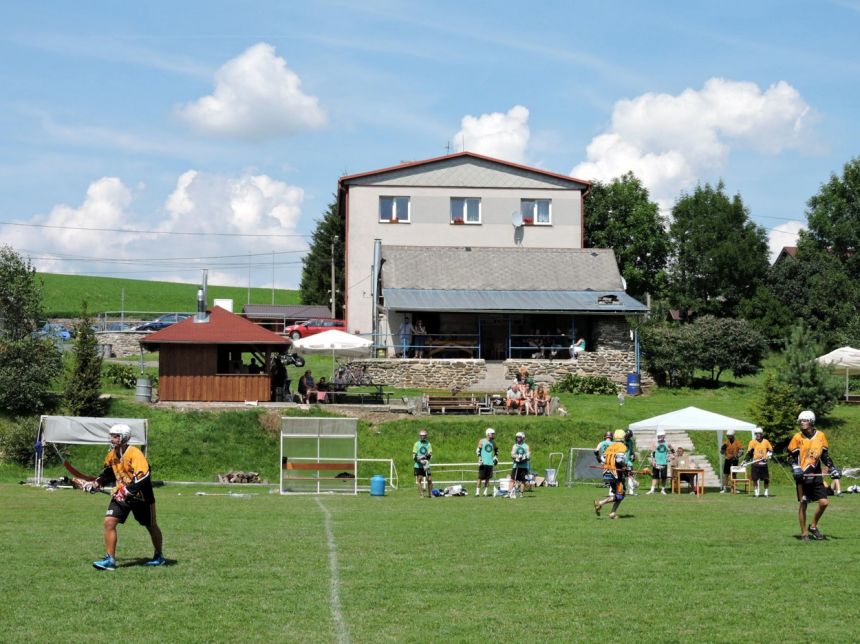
[{"left": 1, "top": 1, "right": 859, "bottom": 290}]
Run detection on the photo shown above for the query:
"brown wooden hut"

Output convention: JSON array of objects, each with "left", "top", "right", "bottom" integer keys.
[{"left": 140, "top": 307, "right": 290, "bottom": 402}]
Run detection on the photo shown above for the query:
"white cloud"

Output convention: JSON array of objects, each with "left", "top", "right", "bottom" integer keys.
[
  {"left": 455, "top": 105, "right": 530, "bottom": 163},
  {"left": 768, "top": 220, "right": 804, "bottom": 262},
  {"left": 177, "top": 43, "right": 326, "bottom": 141},
  {"left": 2, "top": 171, "right": 308, "bottom": 289},
  {"left": 572, "top": 78, "right": 814, "bottom": 210}
]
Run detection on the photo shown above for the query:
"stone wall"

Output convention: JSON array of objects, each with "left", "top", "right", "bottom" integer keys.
[
  {"left": 352, "top": 359, "right": 487, "bottom": 389},
  {"left": 94, "top": 331, "right": 150, "bottom": 358}
]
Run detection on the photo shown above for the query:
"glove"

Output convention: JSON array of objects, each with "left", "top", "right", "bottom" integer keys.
[
  {"left": 83, "top": 481, "right": 97, "bottom": 494},
  {"left": 112, "top": 485, "right": 128, "bottom": 502},
  {"left": 493, "top": 457, "right": 498, "bottom": 466},
  {"left": 792, "top": 466, "right": 803, "bottom": 483},
  {"left": 630, "top": 453, "right": 636, "bottom": 462},
  {"left": 829, "top": 467, "right": 841, "bottom": 480}
]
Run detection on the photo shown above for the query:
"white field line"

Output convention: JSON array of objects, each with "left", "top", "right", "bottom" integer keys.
[{"left": 315, "top": 497, "right": 350, "bottom": 644}]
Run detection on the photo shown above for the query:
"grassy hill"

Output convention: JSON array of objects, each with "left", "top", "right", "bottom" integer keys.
[{"left": 39, "top": 273, "right": 301, "bottom": 317}]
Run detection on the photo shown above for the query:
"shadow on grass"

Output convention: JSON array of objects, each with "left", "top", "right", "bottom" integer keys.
[{"left": 118, "top": 558, "right": 178, "bottom": 568}]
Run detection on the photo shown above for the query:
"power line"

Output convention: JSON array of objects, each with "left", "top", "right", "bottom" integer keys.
[{"left": 0, "top": 220, "right": 311, "bottom": 238}]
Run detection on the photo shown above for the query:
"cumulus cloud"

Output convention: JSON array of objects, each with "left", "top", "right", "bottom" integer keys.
[
  {"left": 454, "top": 105, "right": 530, "bottom": 163},
  {"left": 2, "top": 171, "right": 307, "bottom": 288},
  {"left": 767, "top": 220, "right": 805, "bottom": 262},
  {"left": 572, "top": 78, "right": 814, "bottom": 210},
  {"left": 177, "top": 43, "right": 326, "bottom": 141}
]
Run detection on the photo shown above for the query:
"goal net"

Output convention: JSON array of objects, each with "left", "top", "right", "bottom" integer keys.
[{"left": 565, "top": 448, "right": 605, "bottom": 486}]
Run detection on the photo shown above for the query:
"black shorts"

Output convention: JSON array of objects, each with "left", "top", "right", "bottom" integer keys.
[
  {"left": 651, "top": 465, "right": 668, "bottom": 481},
  {"left": 723, "top": 458, "right": 739, "bottom": 474},
  {"left": 801, "top": 477, "right": 828, "bottom": 502},
  {"left": 478, "top": 464, "right": 494, "bottom": 481},
  {"left": 751, "top": 464, "right": 769, "bottom": 483},
  {"left": 105, "top": 499, "right": 153, "bottom": 526},
  {"left": 414, "top": 467, "right": 429, "bottom": 478},
  {"left": 511, "top": 468, "right": 528, "bottom": 482}
]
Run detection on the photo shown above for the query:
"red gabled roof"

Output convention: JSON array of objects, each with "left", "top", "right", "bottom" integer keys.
[
  {"left": 140, "top": 306, "right": 289, "bottom": 347},
  {"left": 338, "top": 151, "right": 591, "bottom": 189}
]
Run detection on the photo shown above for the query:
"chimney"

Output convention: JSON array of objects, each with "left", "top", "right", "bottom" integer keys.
[{"left": 195, "top": 269, "right": 210, "bottom": 323}]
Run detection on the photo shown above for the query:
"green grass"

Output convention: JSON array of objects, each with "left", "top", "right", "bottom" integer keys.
[
  {"left": 39, "top": 273, "right": 301, "bottom": 317},
  {"left": 2, "top": 481, "right": 858, "bottom": 642}
]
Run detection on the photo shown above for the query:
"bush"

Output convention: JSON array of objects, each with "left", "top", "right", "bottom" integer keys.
[
  {"left": 0, "top": 338, "right": 63, "bottom": 414},
  {"left": 551, "top": 373, "right": 618, "bottom": 395},
  {"left": 104, "top": 363, "right": 138, "bottom": 388},
  {"left": 0, "top": 416, "right": 66, "bottom": 467},
  {"left": 778, "top": 322, "right": 842, "bottom": 419}
]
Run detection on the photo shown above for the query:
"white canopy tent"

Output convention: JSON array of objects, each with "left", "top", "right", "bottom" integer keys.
[
  {"left": 35, "top": 415, "right": 148, "bottom": 484},
  {"left": 291, "top": 329, "right": 373, "bottom": 377},
  {"left": 629, "top": 406, "right": 757, "bottom": 476},
  {"left": 815, "top": 346, "right": 860, "bottom": 399}
]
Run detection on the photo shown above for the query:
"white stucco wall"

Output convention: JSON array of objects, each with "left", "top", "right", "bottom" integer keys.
[{"left": 344, "top": 184, "right": 583, "bottom": 335}]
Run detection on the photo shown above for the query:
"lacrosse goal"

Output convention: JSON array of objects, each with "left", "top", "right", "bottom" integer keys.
[{"left": 564, "top": 448, "right": 605, "bottom": 486}]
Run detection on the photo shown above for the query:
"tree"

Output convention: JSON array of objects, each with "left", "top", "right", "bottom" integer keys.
[
  {"left": 805, "top": 156, "right": 860, "bottom": 281},
  {"left": 640, "top": 322, "right": 698, "bottom": 387},
  {"left": 299, "top": 199, "right": 345, "bottom": 318},
  {"left": 777, "top": 322, "right": 842, "bottom": 419},
  {"left": 0, "top": 246, "right": 63, "bottom": 414},
  {"left": 748, "top": 372, "right": 801, "bottom": 451},
  {"left": 690, "top": 315, "right": 767, "bottom": 382},
  {"left": 65, "top": 302, "right": 104, "bottom": 416},
  {"left": 584, "top": 172, "right": 669, "bottom": 298},
  {"left": 667, "top": 182, "right": 769, "bottom": 319}
]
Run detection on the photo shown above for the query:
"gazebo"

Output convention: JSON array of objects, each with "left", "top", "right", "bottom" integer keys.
[{"left": 140, "top": 307, "right": 289, "bottom": 402}]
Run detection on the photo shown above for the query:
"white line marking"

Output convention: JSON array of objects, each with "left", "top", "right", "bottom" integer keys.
[{"left": 315, "top": 497, "right": 350, "bottom": 644}]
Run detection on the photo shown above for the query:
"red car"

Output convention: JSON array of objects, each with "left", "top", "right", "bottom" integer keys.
[{"left": 285, "top": 318, "right": 345, "bottom": 340}]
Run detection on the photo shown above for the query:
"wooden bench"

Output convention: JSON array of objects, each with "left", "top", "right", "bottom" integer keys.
[
  {"left": 283, "top": 460, "right": 355, "bottom": 481},
  {"left": 426, "top": 395, "right": 480, "bottom": 415}
]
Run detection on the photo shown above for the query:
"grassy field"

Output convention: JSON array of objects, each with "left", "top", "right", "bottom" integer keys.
[
  {"left": 3, "top": 478, "right": 858, "bottom": 643},
  {"left": 39, "top": 273, "right": 301, "bottom": 317}
]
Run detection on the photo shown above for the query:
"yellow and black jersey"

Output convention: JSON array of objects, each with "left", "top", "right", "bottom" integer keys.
[
  {"left": 603, "top": 442, "right": 628, "bottom": 476},
  {"left": 787, "top": 430, "right": 829, "bottom": 472},
  {"left": 97, "top": 445, "right": 152, "bottom": 500},
  {"left": 722, "top": 439, "right": 745, "bottom": 460},
  {"left": 747, "top": 438, "right": 773, "bottom": 462}
]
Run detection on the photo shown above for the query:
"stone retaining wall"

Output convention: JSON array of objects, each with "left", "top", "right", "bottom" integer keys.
[
  {"left": 94, "top": 331, "right": 150, "bottom": 358},
  {"left": 352, "top": 359, "right": 487, "bottom": 389}
]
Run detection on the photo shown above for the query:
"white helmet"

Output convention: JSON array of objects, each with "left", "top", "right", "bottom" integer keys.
[
  {"left": 486, "top": 428, "right": 495, "bottom": 437},
  {"left": 109, "top": 423, "right": 132, "bottom": 444},
  {"left": 419, "top": 429, "right": 428, "bottom": 438},
  {"left": 656, "top": 429, "right": 666, "bottom": 438},
  {"left": 726, "top": 429, "right": 735, "bottom": 436},
  {"left": 754, "top": 427, "right": 763, "bottom": 436},
  {"left": 798, "top": 410, "right": 816, "bottom": 423},
  {"left": 515, "top": 432, "right": 525, "bottom": 442}
]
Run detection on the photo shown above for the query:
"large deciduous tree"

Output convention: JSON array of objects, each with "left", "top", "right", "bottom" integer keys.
[
  {"left": 667, "top": 182, "right": 769, "bottom": 319},
  {"left": 584, "top": 172, "right": 669, "bottom": 298},
  {"left": 299, "top": 199, "right": 345, "bottom": 318},
  {"left": 0, "top": 246, "right": 63, "bottom": 414}
]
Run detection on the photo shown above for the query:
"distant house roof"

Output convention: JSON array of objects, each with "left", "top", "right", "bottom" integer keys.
[
  {"left": 243, "top": 304, "right": 332, "bottom": 320},
  {"left": 338, "top": 151, "right": 590, "bottom": 193},
  {"left": 140, "top": 306, "right": 290, "bottom": 348},
  {"left": 380, "top": 246, "right": 647, "bottom": 314},
  {"left": 773, "top": 246, "right": 798, "bottom": 265}
]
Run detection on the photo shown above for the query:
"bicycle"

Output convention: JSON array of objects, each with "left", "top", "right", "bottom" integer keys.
[{"left": 336, "top": 362, "right": 373, "bottom": 386}]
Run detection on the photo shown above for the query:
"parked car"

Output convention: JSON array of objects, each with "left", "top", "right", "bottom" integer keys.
[
  {"left": 135, "top": 313, "right": 191, "bottom": 331},
  {"left": 105, "top": 322, "right": 136, "bottom": 331},
  {"left": 284, "top": 318, "right": 345, "bottom": 340},
  {"left": 32, "top": 323, "right": 72, "bottom": 341}
]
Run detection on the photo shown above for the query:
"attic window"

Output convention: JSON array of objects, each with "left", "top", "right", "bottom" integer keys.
[{"left": 597, "top": 294, "right": 619, "bottom": 305}]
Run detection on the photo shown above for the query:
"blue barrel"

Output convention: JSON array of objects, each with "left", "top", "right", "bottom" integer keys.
[
  {"left": 370, "top": 475, "right": 386, "bottom": 496},
  {"left": 626, "top": 373, "right": 641, "bottom": 396}
]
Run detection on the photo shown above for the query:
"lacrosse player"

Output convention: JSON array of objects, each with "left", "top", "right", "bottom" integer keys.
[
  {"left": 647, "top": 429, "right": 674, "bottom": 495},
  {"left": 624, "top": 429, "right": 638, "bottom": 495},
  {"left": 594, "top": 431, "right": 615, "bottom": 497},
  {"left": 788, "top": 411, "right": 839, "bottom": 541},
  {"left": 509, "top": 432, "right": 530, "bottom": 498},
  {"left": 88, "top": 424, "right": 164, "bottom": 570},
  {"left": 476, "top": 428, "right": 499, "bottom": 496},
  {"left": 594, "top": 430, "right": 628, "bottom": 519},
  {"left": 413, "top": 429, "right": 433, "bottom": 498},
  {"left": 744, "top": 427, "right": 773, "bottom": 497},
  {"left": 719, "top": 429, "right": 745, "bottom": 493}
]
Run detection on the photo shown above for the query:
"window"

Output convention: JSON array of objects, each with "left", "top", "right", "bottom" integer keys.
[
  {"left": 379, "top": 196, "right": 410, "bottom": 223},
  {"left": 450, "top": 197, "right": 481, "bottom": 224},
  {"left": 521, "top": 198, "right": 551, "bottom": 225}
]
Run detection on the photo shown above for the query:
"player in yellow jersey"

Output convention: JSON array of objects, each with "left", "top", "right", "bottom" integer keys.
[
  {"left": 720, "top": 429, "right": 745, "bottom": 493},
  {"left": 788, "top": 411, "right": 839, "bottom": 541},
  {"left": 593, "top": 430, "right": 628, "bottom": 519},
  {"left": 743, "top": 427, "right": 773, "bottom": 497},
  {"left": 86, "top": 424, "right": 164, "bottom": 570}
]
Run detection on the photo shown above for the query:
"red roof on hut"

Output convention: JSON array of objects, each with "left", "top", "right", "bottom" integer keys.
[{"left": 140, "top": 306, "right": 290, "bottom": 347}]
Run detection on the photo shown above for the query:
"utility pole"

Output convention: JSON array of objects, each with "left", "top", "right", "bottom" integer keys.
[
  {"left": 330, "top": 235, "right": 338, "bottom": 318},
  {"left": 247, "top": 253, "right": 251, "bottom": 305},
  {"left": 271, "top": 251, "right": 275, "bottom": 305}
]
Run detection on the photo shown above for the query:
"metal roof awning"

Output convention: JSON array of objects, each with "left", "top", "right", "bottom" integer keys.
[{"left": 382, "top": 288, "right": 648, "bottom": 313}]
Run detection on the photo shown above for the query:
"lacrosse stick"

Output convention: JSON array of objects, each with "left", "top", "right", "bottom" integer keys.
[
  {"left": 840, "top": 467, "right": 860, "bottom": 479},
  {"left": 71, "top": 477, "right": 110, "bottom": 495}
]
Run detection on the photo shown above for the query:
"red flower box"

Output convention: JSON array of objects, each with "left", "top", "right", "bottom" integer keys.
[{"left": 452, "top": 218, "right": 464, "bottom": 224}]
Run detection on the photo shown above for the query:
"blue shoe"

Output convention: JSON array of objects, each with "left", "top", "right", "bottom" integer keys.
[
  {"left": 93, "top": 554, "right": 116, "bottom": 571},
  {"left": 145, "top": 553, "right": 165, "bottom": 566}
]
